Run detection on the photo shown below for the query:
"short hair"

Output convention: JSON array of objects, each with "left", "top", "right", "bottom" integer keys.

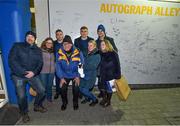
[
  {"left": 55, "top": 29, "right": 63, "bottom": 33},
  {"left": 80, "top": 26, "right": 88, "bottom": 31},
  {"left": 88, "top": 40, "right": 97, "bottom": 48},
  {"left": 101, "top": 39, "right": 114, "bottom": 52}
]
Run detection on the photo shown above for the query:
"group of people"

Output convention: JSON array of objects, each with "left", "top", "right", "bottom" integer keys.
[{"left": 8, "top": 24, "right": 121, "bottom": 123}]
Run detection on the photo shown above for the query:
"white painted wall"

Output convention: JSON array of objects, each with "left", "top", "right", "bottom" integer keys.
[
  {"left": 49, "top": 0, "right": 180, "bottom": 84},
  {"left": 34, "top": 0, "right": 180, "bottom": 84},
  {"left": 34, "top": 0, "right": 49, "bottom": 46}
]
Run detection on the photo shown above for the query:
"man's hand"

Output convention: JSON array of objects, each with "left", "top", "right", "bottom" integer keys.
[
  {"left": 74, "top": 77, "right": 80, "bottom": 86},
  {"left": 60, "top": 78, "right": 67, "bottom": 88},
  {"left": 25, "top": 71, "right": 35, "bottom": 78}
]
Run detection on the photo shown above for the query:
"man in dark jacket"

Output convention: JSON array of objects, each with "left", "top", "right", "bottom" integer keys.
[
  {"left": 74, "top": 26, "right": 94, "bottom": 58},
  {"left": 96, "top": 24, "right": 118, "bottom": 52},
  {"left": 53, "top": 29, "right": 64, "bottom": 100},
  {"left": 8, "top": 31, "right": 47, "bottom": 123}
]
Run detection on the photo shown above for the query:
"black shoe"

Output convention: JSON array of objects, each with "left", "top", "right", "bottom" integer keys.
[
  {"left": 99, "top": 98, "right": 107, "bottom": 106},
  {"left": 61, "top": 104, "right": 67, "bottom": 111},
  {"left": 97, "top": 92, "right": 103, "bottom": 98},
  {"left": 34, "top": 106, "right": 48, "bottom": 113},
  {"left": 89, "top": 99, "right": 98, "bottom": 107},
  {"left": 54, "top": 93, "right": 59, "bottom": 99},
  {"left": 22, "top": 113, "right": 30, "bottom": 123},
  {"left": 81, "top": 99, "right": 90, "bottom": 104},
  {"left": 103, "top": 101, "right": 111, "bottom": 107},
  {"left": 73, "top": 104, "right": 79, "bottom": 110}
]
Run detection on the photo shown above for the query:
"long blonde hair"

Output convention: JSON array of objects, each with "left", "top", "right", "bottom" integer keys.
[{"left": 101, "top": 39, "right": 114, "bottom": 52}]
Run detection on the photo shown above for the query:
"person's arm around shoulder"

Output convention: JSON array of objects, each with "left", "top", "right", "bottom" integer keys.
[
  {"left": 107, "top": 37, "right": 118, "bottom": 52},
  {"left": 74, "top": 38, "right": 79, "bottom": 49},
  {"left": 88, "top": 36, "right": 94, "bottom": 41}
]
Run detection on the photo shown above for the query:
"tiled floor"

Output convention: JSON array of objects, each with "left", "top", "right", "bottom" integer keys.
[{"left": 16, "top": 87, "right": 180, "bottom": 125}]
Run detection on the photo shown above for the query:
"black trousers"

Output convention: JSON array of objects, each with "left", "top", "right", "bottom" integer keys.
[
  {"left": 55, "top": 73, "right": 61, "bottom": 94},
  {"left": 97, "top": 76, "right": 106, "bottom": 91},
  {"left": 60, "top": 78, "right": 79, "bottom": 106}
]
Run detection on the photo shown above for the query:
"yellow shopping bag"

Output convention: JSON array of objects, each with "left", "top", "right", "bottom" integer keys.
[
  {"left": 114, "top": 75, "right": 131, "bottom": 101},
  {"left": 29, "top": 87, "right": 37, "bottom": 97}
]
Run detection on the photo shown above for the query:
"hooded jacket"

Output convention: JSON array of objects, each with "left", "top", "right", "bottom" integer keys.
[{"left": 56, "top": 46, "right": 83, "bottom": 79}]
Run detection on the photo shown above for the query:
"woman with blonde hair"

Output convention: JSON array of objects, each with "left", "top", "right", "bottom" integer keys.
[
  {"left": 79, "top": 40, "right": 101, "bottom": 106},
  {"left": 40, "top": 37, "right": 55, "bottom": 102},
  {"left": 99, "top": 39, "right": 121, "bottom": 107}
]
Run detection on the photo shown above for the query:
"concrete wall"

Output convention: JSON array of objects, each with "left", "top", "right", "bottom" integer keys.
[
  {"left": 49, "top": 0, "right": 180, "bottom": 84},
  {"left": 34, "top": 0, "right": 49, "bottom": 46},
  {"left": 34, "top": 0, "right": 180, "bottom": 84}
]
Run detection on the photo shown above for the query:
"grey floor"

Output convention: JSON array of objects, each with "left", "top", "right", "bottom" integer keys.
[{"left": 16, "top": 87, "right": 180, "bottom": 125}]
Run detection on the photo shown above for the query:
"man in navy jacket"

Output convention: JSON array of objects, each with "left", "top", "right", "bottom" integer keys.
[
  {"left": 53, "top": 29, "right": 64, "bottom": 100},
  {"left": 8, "top": 31, "right": 46, "bottom": 123},
  {"left": 74, "top": 26, "right": 94, "bottom": 58}
]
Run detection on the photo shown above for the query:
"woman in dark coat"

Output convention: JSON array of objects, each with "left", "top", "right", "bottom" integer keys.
[
  {"left": 99, "top": 39, "right": 121, "bottom": 107},
  {"left": 79, "top": 40, "right": 101, "bottom": 106}
]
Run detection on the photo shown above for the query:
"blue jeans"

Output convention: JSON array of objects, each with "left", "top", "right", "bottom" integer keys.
[
  {"left": 79, "top": 87, "right": 97, "bottom": 102},
  {"left": 39, "top": 73, "right": 54, "bottom": 101},
  {"left": 11, "top": 75, "right": 45, "bottom": 114}
]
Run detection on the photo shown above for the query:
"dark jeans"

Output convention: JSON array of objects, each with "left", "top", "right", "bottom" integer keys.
[
  {"left": 55, "top": 73, "right": 61, "bottom": 94},
  {"left": 39, "top": 73, "right": 54, "bottom": 101},
  {"left": 60, "top": 78, "right": 79, "bottom": 106},
  {"left": 11, "top": 75, "right": 45, "bottom": 114}
]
